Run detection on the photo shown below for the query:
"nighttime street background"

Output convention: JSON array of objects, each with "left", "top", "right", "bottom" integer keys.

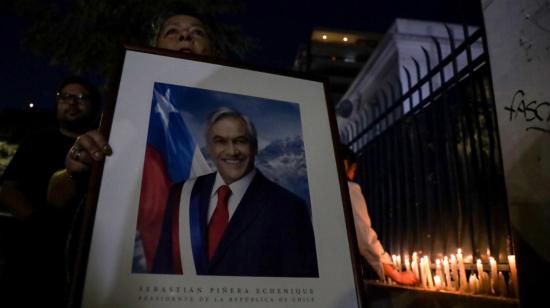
[{"left": 0, "top": 0, "right": 483, "bottom": 111}]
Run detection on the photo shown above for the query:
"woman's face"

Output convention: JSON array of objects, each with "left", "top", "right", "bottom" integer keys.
[{"left": 156, "top": 15, "right": 213, "bottom": 55}]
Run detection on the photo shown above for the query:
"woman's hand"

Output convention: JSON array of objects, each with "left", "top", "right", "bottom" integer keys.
[
  {"left": 66, "top": 130, "right": 112, "bottom": 178},
  {"left": 48, "top": 130, "right": 113, "bottom": 208},
  {"left": 383, "top": 263, "right": 419, "bottom": 286}
]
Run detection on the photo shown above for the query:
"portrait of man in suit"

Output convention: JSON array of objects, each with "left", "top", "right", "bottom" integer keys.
[{"left": 151, "top": 106, "right": 319, "bottom": 277}]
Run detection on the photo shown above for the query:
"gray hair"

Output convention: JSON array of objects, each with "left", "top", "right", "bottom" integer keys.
[
  {"left": 147, "top": 7, "right": 221, "bottom": 55},
  {"left": 206, "top": 107, "right": 258, "bottom": 150}
]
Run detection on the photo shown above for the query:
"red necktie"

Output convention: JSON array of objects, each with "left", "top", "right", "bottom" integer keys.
[{"left": 208, "top": 185, "right": 231, "bottom": 260}]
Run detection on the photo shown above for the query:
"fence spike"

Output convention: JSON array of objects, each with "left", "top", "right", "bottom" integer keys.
[{"left": 421, "top": 47, "right": 434, "bottom": 95}]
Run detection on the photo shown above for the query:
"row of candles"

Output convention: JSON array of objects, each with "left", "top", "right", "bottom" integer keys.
[{"left": 385, "top": 249, "right": 518, "bottom": 297}]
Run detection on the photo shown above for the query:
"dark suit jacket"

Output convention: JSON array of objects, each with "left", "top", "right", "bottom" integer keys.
[{"left": 153, "top": 170, "right": 319, "bottom": 277}]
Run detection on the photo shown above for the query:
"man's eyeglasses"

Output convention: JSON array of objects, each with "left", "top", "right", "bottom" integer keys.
[{"left": 56, "top": 92, "right": 91, "bottom": 104}]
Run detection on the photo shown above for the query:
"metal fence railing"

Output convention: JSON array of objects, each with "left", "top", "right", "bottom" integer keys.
[{"left": 340, "top": 26, "right": 512, "bottom": 263}]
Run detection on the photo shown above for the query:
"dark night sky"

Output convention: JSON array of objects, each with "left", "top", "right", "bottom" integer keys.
[{"left": 0, "top": 0, "right": 483, "bottom": 111}]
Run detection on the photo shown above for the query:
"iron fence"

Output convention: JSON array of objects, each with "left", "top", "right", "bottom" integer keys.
[{"left": 341, "top": 26, "right": 512, "bottom": 263}]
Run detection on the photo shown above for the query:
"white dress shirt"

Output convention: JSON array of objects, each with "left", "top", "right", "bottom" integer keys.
[{"left": 348, "top": 181, "right": 392, "bottom": 280}]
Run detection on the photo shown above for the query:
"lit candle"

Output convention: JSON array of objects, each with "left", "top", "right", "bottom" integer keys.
[
  {"left": 435, "top": 259, "right": 445, "bottom": 288},
  {"left": 476, "top": 259, "right": 484, "bottom": 280},
  {"left": 497, "top": 271, "right": 508, "bottom": 296},
  {"left": 392, "top": 254, "right": 398, "bottom": 269},
  {"left": 412, "top": 253, "right": 420, "bottom": 282},
  {"left": 434, "top": 275, "right": 442, "bottom": 290},
  {"left": 425, "top": 256, "right": 434, "bottom": 288},
  {"left": 481, "top": 271, "right": 491, "bottom": 294},
  {"left": 450, "top": 254, "right": 459, "bottom": 290},
  {"left": 405, "top": 255, "right": 411, "bottom": 272},
  {"left": 443, "top": 256, "right": 452, "bottom": 289},
  {"left": 469, "top": 272, "right": 479, "bottom": 294},
  {"left": 489, "top": 257, "right": 498, "bottom": 294},
  {"left": 419, "top": 257, "right": 427, "bottom": 288},
  {"left": 457, "top": 249, "right": 468, "bottom": 291},
  {"left": 477, "top": 258, "right": 490, "bottom": 294},
  {"left": 508, "top": 255, "right": 518, "bottom": 296}
]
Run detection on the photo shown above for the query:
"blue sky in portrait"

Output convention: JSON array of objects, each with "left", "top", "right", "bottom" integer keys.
[{"left": 149, "top": 82, "right": 311, "bottom": 204}]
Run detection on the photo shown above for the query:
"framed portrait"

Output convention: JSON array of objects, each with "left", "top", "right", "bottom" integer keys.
[{"left": 77, "top": 46, "right": 364, "bottom": 308}]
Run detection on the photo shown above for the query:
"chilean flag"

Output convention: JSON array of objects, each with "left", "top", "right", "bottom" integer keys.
[{"left": 136, "top": 86, "right": 211, "bottom": 272}]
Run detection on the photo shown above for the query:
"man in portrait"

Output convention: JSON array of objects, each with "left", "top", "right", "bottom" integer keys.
[{"left": 152, "top": 107, "right": 319, "bottom": 277}]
